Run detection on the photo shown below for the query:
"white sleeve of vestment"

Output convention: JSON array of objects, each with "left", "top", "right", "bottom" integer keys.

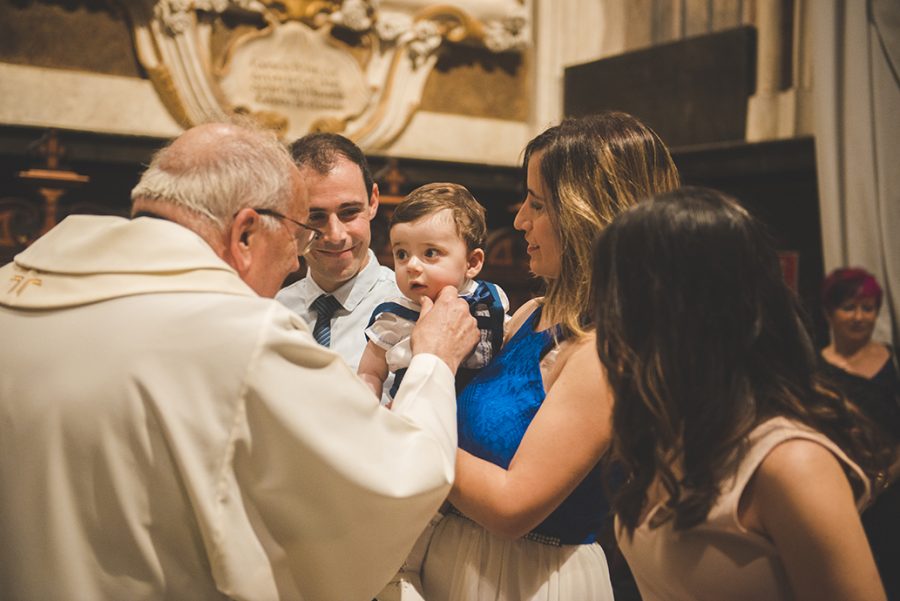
[{"left": 225, "top": 305, "right": 456, "bottom": 601}]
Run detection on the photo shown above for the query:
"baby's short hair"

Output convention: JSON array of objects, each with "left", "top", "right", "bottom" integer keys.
[{"left": 390, "top": 182, "right": 487, "bottom": 251}]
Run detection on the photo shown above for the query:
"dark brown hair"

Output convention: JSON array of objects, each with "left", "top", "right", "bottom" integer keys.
[
  {"left": 591, "top": 187, "right": 893, "bottom": 535},
  {"left": 390, "top": 182, "right": 486, "bottom": 251},
  {"left": 289, "top": 132, "right": 374, "bottom": 198}
]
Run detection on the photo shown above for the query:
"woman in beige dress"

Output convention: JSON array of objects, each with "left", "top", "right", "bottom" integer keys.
[{"left": 591, "top": 187, "right": 894, "bottom": 601}]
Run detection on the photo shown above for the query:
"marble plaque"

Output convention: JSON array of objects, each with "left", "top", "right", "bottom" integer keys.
[{"left": 219, "top": 22, "right": 371, "bottom": 135}]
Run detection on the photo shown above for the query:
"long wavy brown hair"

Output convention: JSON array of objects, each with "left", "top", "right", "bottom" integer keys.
[
  {"left": 591, "top": 187, "right": 894, "bottom": 535},
  {"left": 524, "top": 111, "right": 679, "bottom": 337}
]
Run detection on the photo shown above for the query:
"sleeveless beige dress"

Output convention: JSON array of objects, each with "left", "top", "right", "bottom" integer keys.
[{"left": 617, "top": 416, "right": 871, "bottom": 601}]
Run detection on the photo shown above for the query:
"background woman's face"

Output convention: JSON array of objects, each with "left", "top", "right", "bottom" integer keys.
[
  {"left": 828, "top": 294, "right": 879, "bottom": 345},
  {"left": 514, "top": 150, "right": 562, "bottom": 279}
]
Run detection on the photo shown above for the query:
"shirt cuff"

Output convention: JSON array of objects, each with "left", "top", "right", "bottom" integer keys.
[{"left": 407, "top": 353, "right": 455, "bottom": 389}]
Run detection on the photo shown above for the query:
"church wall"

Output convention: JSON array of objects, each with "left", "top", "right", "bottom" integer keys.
[
  {"left": 0, "top": 0, "right": 828, "bottom": 318},
  {"left": 0, "top": 1, "right": 531, "bottom": 165},
  {"left": 0, "top": 0, "right": 539, "bottom": 306}
]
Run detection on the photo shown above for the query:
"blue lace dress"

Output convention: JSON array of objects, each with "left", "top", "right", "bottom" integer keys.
[{"left": 421, "top": 306, "right": 613, "bottom": 601}]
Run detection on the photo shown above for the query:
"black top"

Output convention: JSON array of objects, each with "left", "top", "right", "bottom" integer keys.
[
  {"left": 819, "top": 345, "right": 900, "bottom": 601},
  {"left": 819, "top": 345, "right": 900, "bottom": 442}
]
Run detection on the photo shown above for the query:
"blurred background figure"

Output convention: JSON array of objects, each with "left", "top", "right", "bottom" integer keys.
[
  {"left": 820, "top": 268, "right": 900, "bottom": 435},
  {"left": 820, "top": 267, "right": 900, "bottom": 600}
]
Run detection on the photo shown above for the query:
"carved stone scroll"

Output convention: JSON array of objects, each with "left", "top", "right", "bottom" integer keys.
[{"left": 118, "top": 0, "right": 529, "bottom": 150}]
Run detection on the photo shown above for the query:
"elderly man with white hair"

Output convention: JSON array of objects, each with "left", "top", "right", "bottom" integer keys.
[{"left": 0, "top": 121, "right": 478, "bottom": 601}]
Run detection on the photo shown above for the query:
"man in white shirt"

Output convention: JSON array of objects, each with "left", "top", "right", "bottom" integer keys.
[
  {"left": 276, "top": 133, "right": 399, "bottom": 401},
  {"left": 0, "top": 122, "right": 477, "bottom": 601}
]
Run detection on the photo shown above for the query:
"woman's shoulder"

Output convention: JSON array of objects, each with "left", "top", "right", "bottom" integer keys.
[
  {"left": 870, "top": 341, "right": 892, "bottom": 365},
  {"left": 504, "top": 297, "right": 543, "bottom": 342},
  {"left": 739, "top": 434, "right": 857, "bottom": 531},
  {"left": 820, "top": 341, "right": 892, "bottom": 380},
  {"left": 740, "top": 417, "right": 870, "bottom": 505},
  {"left": 540, "top": 330, "right": 601, "bottom": 393},
  {"left": 746, "top": 417, "right": 845, "bottom": 460}
]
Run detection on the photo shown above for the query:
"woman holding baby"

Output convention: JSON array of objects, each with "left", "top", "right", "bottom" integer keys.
[{"left": 421, "top": 111, "right": 680, "bottom": 600}]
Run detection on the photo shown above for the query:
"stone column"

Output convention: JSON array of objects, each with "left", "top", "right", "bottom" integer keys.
[
  {"left": 746, "top": 0, "right": 785, "bottom": 140},
  {"left": 746, "top": 0, "right": 814, "bottom": 140},
  {"left": 531, "top": 0, "right": 616, "bottom": 135}
]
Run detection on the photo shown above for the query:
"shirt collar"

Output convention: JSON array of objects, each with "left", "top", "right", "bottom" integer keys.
[
  {"left": 305, "top": 249, "right": 384, "bottom": 311},
  {"left": 459, "top": 279, "right": 477, "bottom": 296}
]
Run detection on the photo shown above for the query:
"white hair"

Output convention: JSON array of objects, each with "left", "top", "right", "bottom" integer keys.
[{"left": 131, "top": 122, "right": 296, "bottom": 229}]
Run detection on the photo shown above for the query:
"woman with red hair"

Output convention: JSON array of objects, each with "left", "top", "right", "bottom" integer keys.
[
  {"left": 820, "top": 267, "right": 900, "bottom": 600},
  {"left": 820, "top": 268, "right": 896, "bottom": 410}
]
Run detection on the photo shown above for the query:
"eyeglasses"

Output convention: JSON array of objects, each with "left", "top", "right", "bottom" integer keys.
[{"left": 251, "top": 208, "right": 322, "bottom": 255}]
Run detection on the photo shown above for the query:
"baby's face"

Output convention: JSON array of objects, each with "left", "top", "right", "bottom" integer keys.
[{"left": 390, "top": 208, "right": 481, "bottom": 302}]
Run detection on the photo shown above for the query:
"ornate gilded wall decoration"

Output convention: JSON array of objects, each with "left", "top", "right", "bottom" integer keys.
[{"left": 120, "top": 0, "right": 528, "bottom": 150}]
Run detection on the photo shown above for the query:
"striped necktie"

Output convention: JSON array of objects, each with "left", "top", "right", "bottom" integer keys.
[{"left": 311, "top": 294, "right": 342, "bottom": 347}]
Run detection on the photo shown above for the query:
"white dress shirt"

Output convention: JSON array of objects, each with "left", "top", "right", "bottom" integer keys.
[{"left": 276, "top": 249, "right": 400, "bottom": 402}]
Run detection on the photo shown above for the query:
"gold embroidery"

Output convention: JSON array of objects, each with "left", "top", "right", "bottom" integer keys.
[{"left": 8, "top": 275, "right": 42, "bottom": 296}]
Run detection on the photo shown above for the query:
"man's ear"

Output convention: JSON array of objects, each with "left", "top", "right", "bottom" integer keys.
[
  {"left": 465, "top": 247, "right": 485, "bottom": 279},
  {"left": 225, "top": 208, "right": 261, "bottom": 277},
  {"left": 367, "top": 182, "right": 380, "bottom": 220}
]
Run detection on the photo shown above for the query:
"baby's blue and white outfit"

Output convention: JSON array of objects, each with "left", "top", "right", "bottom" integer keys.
[
  {"left": 366, "top": 279, "right": 509, "bottom": 399},
  {"left": 366, "top": 279, "right": 509, "bottom": 601}
]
